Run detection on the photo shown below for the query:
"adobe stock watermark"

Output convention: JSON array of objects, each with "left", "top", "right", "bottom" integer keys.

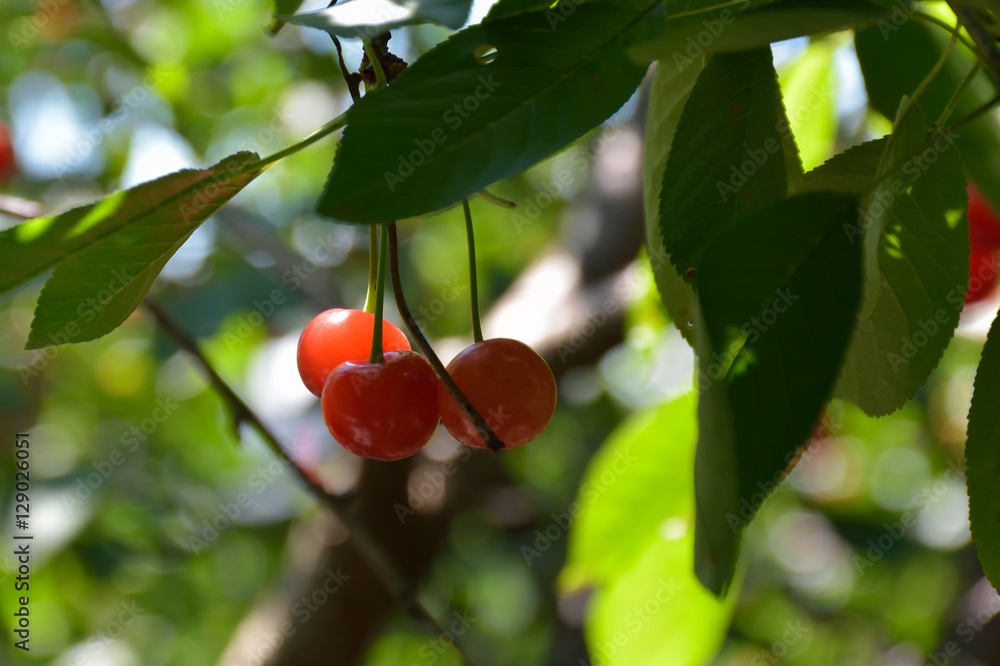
[
  {"left": 717, "top": 83, "right": 833, "bottom": 202},
  {"left": 383, "top": 75, "right": 502, "bottom": 191},
  {"left": 852, "top": 459, "right": 965, "bottom": 574},
  {"left": 511, "top": 125, "right": 624, "bottom": 234},
  {"left": 179, "top": 152, "right": 260, "bottom": 223},
  {"left": 187, "top": 460, "right": 288, "bottom": 554},
  {"left": 8, "top": 0, "right": 74, "bottom": 52},
  {"left": 18, "top": 267, "right": 137, "bottom": 384},
  {"left": 69, "top": 600, "right": 146, "bottom": 664},
  {"left": 53, "top": 67, "right": 171, "bottom": 179},
  {"left": 666, "top": 1, "right": 752, "bottom": 73},
  {"left": 695, "top": 288, "right": 800, "bottom": 393},
  {"left": 244, "top": 567, "right": 351, "bottom": 666},
  {"left": 750, "top": 620, "right": 811, "bottom": 665},
  {"left": 404, "top": 610, "right": 477, "bottom": 666},
  {"left": 394, "top": 446, "right": 474, "bottom": 524},
  {"left": 580, "top": 579, "right": 681, "bottom": 666},
  {"left": 877, "top": 0, "right": 919, "bottom": 40},
  {"left": 928, "top": 588, "right": 1000, "bottom": 665},
  {"left": 61, "top": 395, "right": 180, "bottom": 513},
  {"left": 522, "top": 447, "right": 638, "bottom": 566},
  {"left": 843, "top": 126, "right": 961, "bottom": 244}
]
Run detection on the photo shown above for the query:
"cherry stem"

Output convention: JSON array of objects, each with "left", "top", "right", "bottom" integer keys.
[
  {"left": 462, "top": 199, "right": 484, "bottom": 344},
  {"left": 387, "top": 222, "right": 506, "bottom": 451},
  {"left": 363, "top": 226, "right": 378, "bottom": 314},
  {"left": 369, "top": 224, "right": 389, "bottom": 365},
  {"left": 142, "top": 298, "right": 478, "bottom": 665},
  {"left": 363, "top": 37, "right": 388, "bottom": 91}
]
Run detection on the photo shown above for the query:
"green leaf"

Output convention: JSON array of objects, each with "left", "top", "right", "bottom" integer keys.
[
  {"left": 632, "top": 0, "right": 892, "bottom": 65},
  {"left": 693, "top": 192, "right": 863, "bottom": 593},
  {"left": 833, "top": 106, "right": 968, "bottom": 416},
  {"left": 484, "top": 0, "right": 551, "bottom": 21},
  {"left": 0, "top": 153, "right": 263, "bottom": 349},
  {"left": 795, "top": 136, "right": 887, "bottom": 195},
  {"left": 269, "top": 0, "right": 306, "bottom": 34},
  {"left": 659, "top": 48, "right": 787, "bottom": 277},
  {"left": 280, "top": 0, "right": 472, "bottom": 37},
  {"left": 643, "top": 59, "right": 705, "bottom": 345},
  {"left": 967, "top": 313, "right": 1000, "bottom": 592},
  {"left": 778, "top": 38, "right": 837, "bottom": 172},
  {"left": 855, "top": 20, "right": 1000, "bottom": 218},
  {"left": 561, "top": 394, "right": 737, "bottom": 666},
  {"left": 317, "top": 0, "right": 659, "bottom": 223}
]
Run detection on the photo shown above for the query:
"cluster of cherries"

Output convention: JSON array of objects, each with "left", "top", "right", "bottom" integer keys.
[
  {"left": 297, "top": 310, "right": 556, "bottom": 460},
  {"left": 966, "top": 184, "right": 1000, "bottom": 305},
  {"left": 296, "top": 204, "right": 556, "bottom": 462}
]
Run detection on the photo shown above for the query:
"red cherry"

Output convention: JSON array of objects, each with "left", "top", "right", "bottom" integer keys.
[
  {"left": 321, "top": 350, "right": 440, "bottom": 460},
  {"left": 968, "top": 184, "right": 1000, "bottom": 249},
  {"left": 437, "top": 338, "right": 556, "bottom": 449},
  {"left": 0, "top": 122, "right": 16, "bottom": 183},
  {"left": 297, "top": 309, "right": 410, "bottom": 396},
  {"left": 966, "top": 244, "right": 999, "bottom": 305}
]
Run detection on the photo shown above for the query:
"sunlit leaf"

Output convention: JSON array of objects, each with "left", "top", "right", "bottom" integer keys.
[
  {"left": 561, "top": 394, "right": 737, "bottom": 666},
  {"left": 0, "top": 153, "right": 263, "bottom": 349},
  {"left": 280, "top": 0, "right": 472, "bottom": 38}
]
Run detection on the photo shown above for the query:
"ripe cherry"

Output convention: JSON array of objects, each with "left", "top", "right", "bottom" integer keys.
[
  {"left": 966, "top": 244, "right": 999, "bottom": 305},
  {"left": 968, "top": 184, "right": 1000, "bottom": 249},
  {"left": 321, "top": 350, "right": 440, "bottom": 460},
  {"left": 437, "top": 338, "right": 556, "bottom": 449},
  {"left": 0, "top": 122, "right": 16, "bottom": 183},
  {"left": 297, "top": 308, "right": 410, "bottom": 396}
]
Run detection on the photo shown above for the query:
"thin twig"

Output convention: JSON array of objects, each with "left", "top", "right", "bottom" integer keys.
[
  {"left": 0, "top": 194, "right": 44, "bottom": 220},
  {"left": 950, "top": 3, "right": 1000, "bottom": 83},
  {"left": 386, "top": 222, "right": 506, "bottom": 452},
  {"left": 142, "top": 297, "right": 477, "bottom": 664}
]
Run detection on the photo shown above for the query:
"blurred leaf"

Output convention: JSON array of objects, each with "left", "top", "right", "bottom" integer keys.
[
  {"left": 269, "top": 0, "right": 306, "bottom": 34},
  {"left": 363, "top": 629, "right": 465, "bottom": 665},
  {"left": 317, "top": 0, "right": 659, "bottom": 222},
  {"left": 562, "top": 394, "right": 737, "bottom": 665},
  {"left": 631, "top": 0, "right": 893, "bottom": 63},
  {"left": 643, "top": 59, "right": 705, "bottom": 345},
  {"left": 484, "top": 0, "right": 551, "bottom": 21},
  {"left": 778, "top": 38, "right": 836, "bottom": 172},
  {"left": 693, "top": 192, "right": 863, "bottom": 593},
  {"left": 0, "top": 153, "right": 263, "bottom": 349},
  {"left": 856, "top": 20, "right": 1000, "bottom": 215},
  {"left": 967, "top": 313, "right": 1000, "bottom": 592},
  {"left": 834, "top": 105, "right": 968, "bottom": 416},
  {"left": 281, "top": 0, "right": 472, "bottom": 37},
  {"left": 659, "top": 48, "right": 787, "bottom": 277}
]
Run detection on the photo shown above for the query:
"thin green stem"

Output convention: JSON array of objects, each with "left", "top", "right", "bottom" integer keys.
[
  {"left": 363, "top": 38, "right": 388, "bottom": 90},
  {"left": 936, "top": 61, "right": 984, "bottom": 128},
  {"left": 387, "top": 222, "right": 506, "bottom": 452},
  {"left": 476, "top": 189, "right": 517, "bottom": 209},
  {"left": 363, "top": 226, "right": 379, "bottom": 314},
  {"left": 952, "top": 91, "right": 1000, "bottom": 133},
  {"left": 898, "top": 23, "right": 959, "bottom": 125},
  {"left": 462, "top": 199, "right": 484, "bottom": 343},
  {"left": 369, "top": 224, "right": 388, "bottom": 364},
  {"left": 913, "top": 11, "right": 978, "bottom": 53},
  {"left": 245, "top": 110, "right": 349, "bottom": 174}
]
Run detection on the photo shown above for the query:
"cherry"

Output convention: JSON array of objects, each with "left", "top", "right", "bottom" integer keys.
[
  {"left": 321, "top": 350, "right": 440, "bottom": 460},
  {"left": 966, "top": 244, "right": 999, "bottom": 305},
  {"left": 968, "top": 184, "right": 1000, "bottom": 249},
  {"left": 0, "top": 122, "right": 16, "bottom": 183},
  {"left": 437, "top": 338, "right": 556, "bottom": 449},
  {"left": 297, "top": 308, "right": 410, "bottom": 396}
]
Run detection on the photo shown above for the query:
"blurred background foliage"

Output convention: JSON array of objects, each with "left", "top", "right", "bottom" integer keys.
[{"left": 0, "top": 1, "right": 996, "bottom": 665}]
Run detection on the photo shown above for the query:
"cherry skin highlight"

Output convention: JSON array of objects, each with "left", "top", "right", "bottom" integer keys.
[
  {"left": 321, "top": 350, "right": 440, "bottom": 461},
  {"left": 297, "top": 308, "right": 410, "bottom": 396},
  {"left": 968, "top": 184, "right": 1000, "bottom": 249},
  {"left": 966, "top": 244, "right": 999, "bottom": 305},
  {"left": 437, "top": 338, "right": 556, "bottom": 449}
]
